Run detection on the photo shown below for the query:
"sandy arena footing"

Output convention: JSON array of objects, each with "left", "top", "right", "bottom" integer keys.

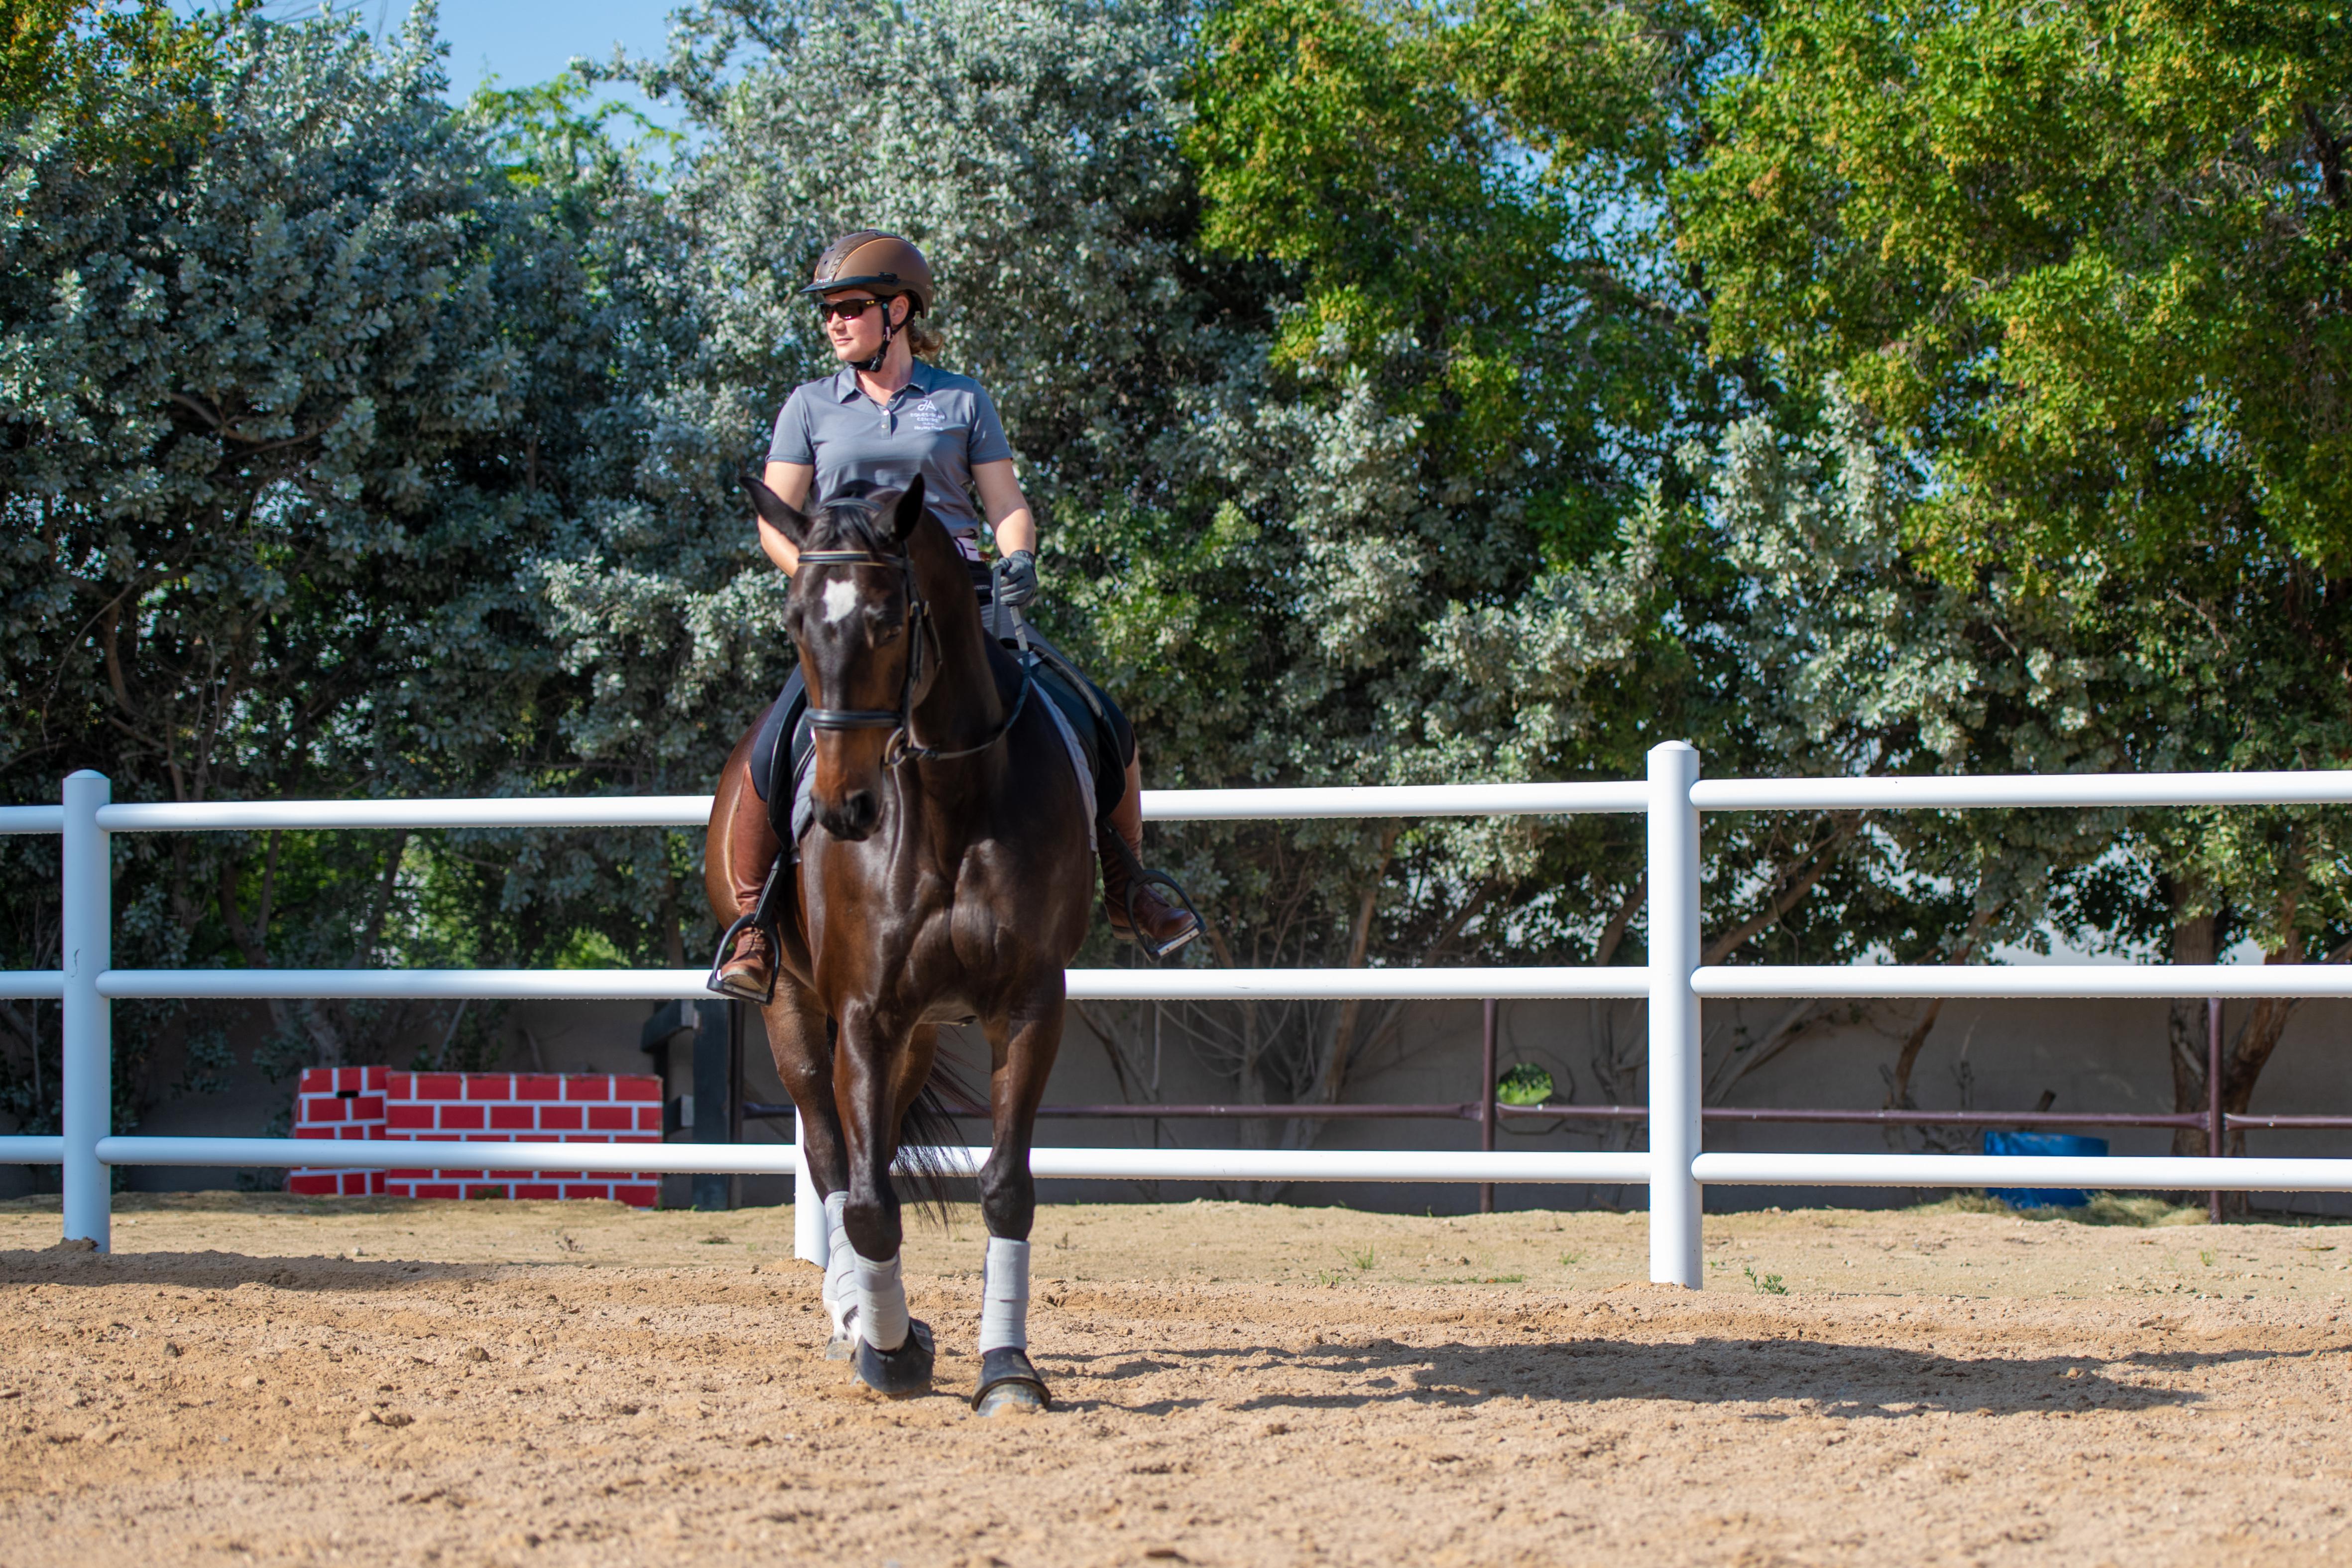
[{"left": 4, "top": 1194, "right": 2351, "bottom": 1567}]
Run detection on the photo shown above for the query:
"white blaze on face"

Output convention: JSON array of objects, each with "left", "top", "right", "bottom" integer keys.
[{"left": 822, "top": 578, "right": 860, "bottom": 625}]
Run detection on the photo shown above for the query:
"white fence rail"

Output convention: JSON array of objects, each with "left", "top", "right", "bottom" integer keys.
[
  {"left": 3, "top": 744, "right": 2349, "bottom": 1288},
  {"left": 92, "top": 965, "right": 1652, "bottom": 1003},
  {"left": 97, "top": 1135, "right": 1656, "bottom": 1188}
]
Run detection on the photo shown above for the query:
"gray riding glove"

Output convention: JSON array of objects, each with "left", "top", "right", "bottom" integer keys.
[{"left": 996, "top": 549, "right": 1040, "bottom": 610}]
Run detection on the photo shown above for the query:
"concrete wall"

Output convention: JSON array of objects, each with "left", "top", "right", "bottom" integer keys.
[{"left": 9, "top": 989, "right": 2349, "bottom": 1213}]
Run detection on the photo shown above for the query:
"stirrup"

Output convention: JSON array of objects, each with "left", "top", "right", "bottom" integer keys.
[
  {"left": 705, "top": 915, "right": 774, "bottom": 1005},
  {"left": 704, "top": 855, "right": 786, "bottom": 1005},
  {"left": 1125, "top": 872, "right": 1203, "bottom": 960},
  {"left": 1104, "top": 834, "right": 1204, "bottom": 962}
]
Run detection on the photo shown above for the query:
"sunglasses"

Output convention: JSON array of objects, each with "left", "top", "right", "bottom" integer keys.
[{"left": 816, "top": 297, "right": 890, "bottom": 323}]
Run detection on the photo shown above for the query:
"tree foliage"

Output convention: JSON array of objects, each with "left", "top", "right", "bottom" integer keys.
[
  {"left": 0, "top": 10, "right": 677, "bottom": 1134},
  {"left": 1684, "top": 0, "right": 2352, "bottom": 574},
  {"left": 2, "top": 0, "right": 240, "bottom": 161},
  {"left": 3, "top": 0, "right": 2350, "bottom": 1160},
  {"left": 1673, "top": 0, "right": 2352, "bottom": 1146}
]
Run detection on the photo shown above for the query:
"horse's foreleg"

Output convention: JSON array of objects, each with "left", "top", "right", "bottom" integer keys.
[
  {"left": 971, "top": 994, "right": 1063, "bottom": 1416},
  {"left": 834, "top": 1004, "right": 935, "bottom": 1396},
  {"left": 759, "top": 982, "right": 860, "bottom": 1354}
]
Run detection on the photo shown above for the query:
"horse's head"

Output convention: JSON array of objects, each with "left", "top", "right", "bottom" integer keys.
[{"left": 746, "top": 473, "right": 932, "bottom": 842}]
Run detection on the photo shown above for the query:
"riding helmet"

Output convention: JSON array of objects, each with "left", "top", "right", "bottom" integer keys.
[{"left": 802, "top": 231, "right": 934, "bottom": 316}]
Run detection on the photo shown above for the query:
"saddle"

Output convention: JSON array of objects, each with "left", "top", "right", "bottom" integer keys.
[
  {"left": 750, "top": 638, "right": 1124, "bottom": 850},
  {"left": 712, "top": 633, "right": 1185, "bottom": 1001}
]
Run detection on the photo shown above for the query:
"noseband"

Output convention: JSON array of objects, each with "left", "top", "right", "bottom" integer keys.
[{"left": 796, "top": 547, "right": 1033, "bottom": 767}]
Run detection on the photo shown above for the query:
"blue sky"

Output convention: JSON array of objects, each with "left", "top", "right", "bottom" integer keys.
[{"left": 378, "top": 1, "right": 684, "bottom": 98}]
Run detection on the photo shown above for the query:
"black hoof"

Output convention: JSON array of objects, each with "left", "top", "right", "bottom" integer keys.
[
  {"left": 851, "top": 1319, "right": 935, "bottom": 1398},
  {"left": 823, "top": 1329, "right": 854, "bottom": 1362},
  {"left": 971, "top": 1346, "right": 1051, "bottom": 1416}
]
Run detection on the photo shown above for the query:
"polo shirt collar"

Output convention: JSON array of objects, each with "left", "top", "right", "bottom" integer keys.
[{"left": 829, "top": 362, "right": 941, "bottom": 402}]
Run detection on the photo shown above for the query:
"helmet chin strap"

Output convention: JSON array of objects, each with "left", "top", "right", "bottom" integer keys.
[{"left": 855, "top": 298, "right": 900, "bottom": 373}]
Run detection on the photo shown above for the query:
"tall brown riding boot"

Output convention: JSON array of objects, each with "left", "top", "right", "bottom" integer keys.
[
  {"left": 1100, "top": 755, "right": 1199, "bottom": 958},
  {"left": 705, "top": 735, "right": 783, "bottom": 1002}
]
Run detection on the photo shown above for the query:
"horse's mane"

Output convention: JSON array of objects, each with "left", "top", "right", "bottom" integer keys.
[{"left": 806, "top": 482, "right": 909, "bottom": 556}]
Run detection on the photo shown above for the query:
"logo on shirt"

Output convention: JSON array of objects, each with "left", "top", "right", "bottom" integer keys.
[{"left": 909, "top": 398, "right": 948, "bottom": 432}]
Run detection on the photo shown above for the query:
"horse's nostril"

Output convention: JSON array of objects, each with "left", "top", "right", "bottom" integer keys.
[{"left": 846, "top": 791, "right": 877, "bottom": 832}]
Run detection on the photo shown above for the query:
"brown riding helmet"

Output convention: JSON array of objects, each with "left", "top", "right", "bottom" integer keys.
[{"left": 801, "top": 231, "right": 934, "bottom": 316}]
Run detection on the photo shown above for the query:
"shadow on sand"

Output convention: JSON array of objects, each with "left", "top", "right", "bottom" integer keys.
[
  {"left": 1042, "top": 1332, "right": 2317, "bottom": 1420},
  {"left": 0, "top": 1246, "right": 492, "bottom": 1293}
]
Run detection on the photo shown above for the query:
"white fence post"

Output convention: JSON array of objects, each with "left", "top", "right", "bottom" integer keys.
[
  {"left": 794, "top": 1108, "right": 826, "bottom": 1265},
  {"left": 1647, "top": 742, "right": 1703, "bottom": 1287},
  {"left": 61, "top": 770, "right": 111, "bottom": 1251}
]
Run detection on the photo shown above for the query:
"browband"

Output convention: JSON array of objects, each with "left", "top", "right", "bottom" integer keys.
[{"left": 809, "top": 707, "right": 902, "bottom": 729}]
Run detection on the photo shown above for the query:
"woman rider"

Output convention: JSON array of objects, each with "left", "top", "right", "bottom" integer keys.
[{"left": 709, "top": 231, "right": 1200, "bottom": 1001}]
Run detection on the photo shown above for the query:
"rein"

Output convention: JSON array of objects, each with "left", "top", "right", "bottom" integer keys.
[{"left": 796, "top": 547, "right": 1033, "bottom": 767}]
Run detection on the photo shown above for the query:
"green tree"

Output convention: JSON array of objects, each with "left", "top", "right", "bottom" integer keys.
[
  {"left": 1177, "top": 0, "right": 2018, "bottom": 1127},
  {"left": 1, "top": 0, "right": 240, "bottom": 159},
  {"left": 0, "top": 9, "right": 664, "bottom": 1136},
  {"left": 1679, "top": 0, "right": 2352, "bottom": 1151}
]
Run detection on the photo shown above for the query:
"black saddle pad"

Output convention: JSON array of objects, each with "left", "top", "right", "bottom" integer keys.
[
  {"left": 1024, "top": 651, "right": 1123, "bottom": 818},
  {"left": 745, "top": 688, "right": 816, "bottom": 852}
]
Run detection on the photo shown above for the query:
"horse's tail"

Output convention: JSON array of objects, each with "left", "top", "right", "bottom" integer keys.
[{"left": 896, "top": 1047, "right": 980, "bottom": 1224}]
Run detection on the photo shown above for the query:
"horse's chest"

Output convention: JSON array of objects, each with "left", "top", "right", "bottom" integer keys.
[
  {"left": 806, "top": 827, "right": 1077, "bottom": 1010},
  {"left": 927, "top": 864, "right": 1022, "bottom": 968}
]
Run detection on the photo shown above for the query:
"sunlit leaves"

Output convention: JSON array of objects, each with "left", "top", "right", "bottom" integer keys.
[{"left": 1680, "top": 0, "right": 2352, "bottom": 573}]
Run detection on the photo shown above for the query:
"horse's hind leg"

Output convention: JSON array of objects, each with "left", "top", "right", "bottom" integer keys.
[{"left": 970, "top": 995, "right": 1063, "bottom": 1417}]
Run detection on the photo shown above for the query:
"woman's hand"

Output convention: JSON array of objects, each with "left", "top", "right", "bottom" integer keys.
[{"left": 997, "top": 549, "right": 1040, "bottom": 608}]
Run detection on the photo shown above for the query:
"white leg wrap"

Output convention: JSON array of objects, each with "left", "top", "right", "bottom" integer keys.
[
  {"left": 978, "top": 1236, "right": 1031, "bottom": 1354},
  {"left": 851, "top": 1247, "right": 909, "bottom": 1352},
  {"left": 820, "top": 1192, "right": 856, "bottom": 1341}
]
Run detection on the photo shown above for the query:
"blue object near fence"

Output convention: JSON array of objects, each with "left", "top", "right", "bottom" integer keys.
[{"left": 1982, "top": 1131, "right": 2109, "bottom": 1208}]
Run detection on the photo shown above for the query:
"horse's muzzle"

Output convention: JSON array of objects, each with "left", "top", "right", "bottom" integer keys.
[{"left": 817, "top": 787, "right": 881, "bottom": 841}]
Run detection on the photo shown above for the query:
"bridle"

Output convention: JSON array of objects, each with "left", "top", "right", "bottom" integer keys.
[{"left": 796, "top": 547, "right": 1033, "bottom": 767}]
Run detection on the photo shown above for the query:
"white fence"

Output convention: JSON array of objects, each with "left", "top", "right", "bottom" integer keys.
[{"left": 8, "top": 743, "right": 2352, "bottom": 1289}]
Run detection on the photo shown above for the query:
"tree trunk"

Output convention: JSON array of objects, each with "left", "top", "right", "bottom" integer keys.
[
  {"left": 1882, "top": 903, "right": 1997, "bottom": 1111},
  {"left": 2164, "top": 906, "right": 2216, "bottom": 1156},
  {"left": 658, "top": 868, "right": 688, "bottom": 968},
  {"left": 2167, "top": 882, "right": 2310, "bottom": 1212},
  {"left": 1312, "top": 826, "right": 1399, "bottom": 1105},
  {"left": 2224, "top": 946, "right": 2305, "bottom": 1155}
]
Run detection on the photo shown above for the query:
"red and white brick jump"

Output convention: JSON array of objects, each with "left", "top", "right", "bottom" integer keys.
[
  {"left": 289, "top": 1068, "right": 663, "bottom": 1206},
  {"left": 289, "top": 1067, "right": 389, "bottom": 1197}
]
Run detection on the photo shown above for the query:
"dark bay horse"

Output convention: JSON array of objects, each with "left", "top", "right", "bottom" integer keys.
[{"left": 707, "top": 475, "right": 1093, "bottom": 1413}]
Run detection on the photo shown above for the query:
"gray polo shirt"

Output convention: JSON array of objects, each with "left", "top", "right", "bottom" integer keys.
[{"left": 767, "top": 362, "right": 1014, "bottom": 558}]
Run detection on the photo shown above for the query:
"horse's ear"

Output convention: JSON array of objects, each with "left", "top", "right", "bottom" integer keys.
[
  {"left": 742, "top": 473, "right": 810, "bottom": 548},
  {"left": 890, "top": 474, "right": 926, "bottom": 544}
]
